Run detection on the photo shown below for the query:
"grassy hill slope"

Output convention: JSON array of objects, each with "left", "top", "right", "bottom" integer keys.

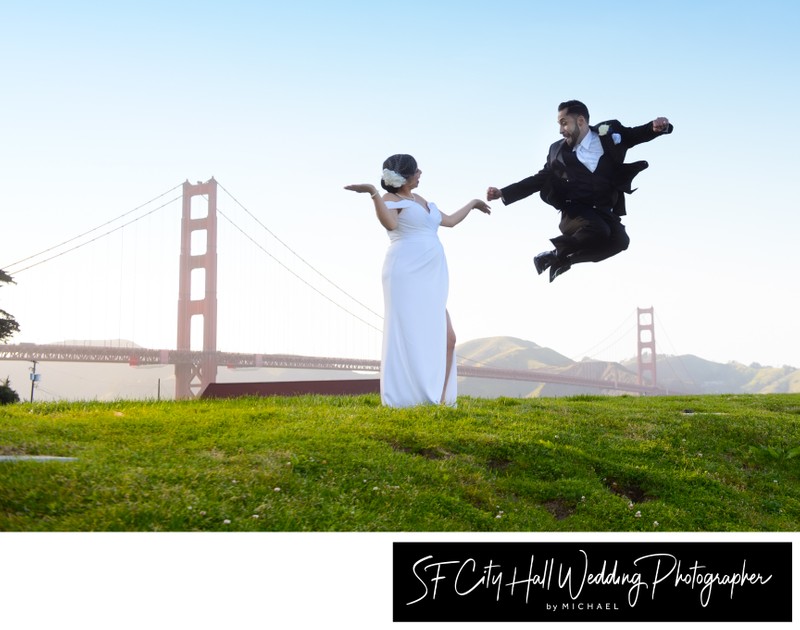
[{"left": 2, "top": 393, "right": 798, "bottom": 532}]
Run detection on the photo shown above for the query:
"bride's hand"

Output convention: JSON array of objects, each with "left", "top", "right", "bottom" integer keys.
[
  {"left": 472, "top": 199, "right": 491, "bottom": 214},
  {"left": 344, "top": 184, "right": 379, "bottom": 196}
]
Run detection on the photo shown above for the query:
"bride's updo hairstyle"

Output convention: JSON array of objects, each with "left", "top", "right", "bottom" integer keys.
[{"left": 381, "top": 154, "right": 418, "bottom": 193}]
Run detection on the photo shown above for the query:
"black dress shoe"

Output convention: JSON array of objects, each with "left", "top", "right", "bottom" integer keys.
[
  {"left": 549, "top": 262, "right": 572, "bottom": 282},
  {"left": 533, "top": 251, "right": 558, "bottom": 275}
]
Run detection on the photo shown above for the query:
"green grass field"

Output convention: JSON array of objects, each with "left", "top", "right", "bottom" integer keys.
[{"left": 1, "top": 393, "right": 798, "bottom": 532}]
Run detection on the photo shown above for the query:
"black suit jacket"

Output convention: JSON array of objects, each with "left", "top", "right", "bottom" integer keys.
[{"left": 501, "top": 119, "right": 673, "bottom": 216}]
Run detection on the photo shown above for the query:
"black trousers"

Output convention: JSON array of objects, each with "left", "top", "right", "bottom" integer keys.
[{"left": 550, "top": 202, "right": 630, "bottom": 265}]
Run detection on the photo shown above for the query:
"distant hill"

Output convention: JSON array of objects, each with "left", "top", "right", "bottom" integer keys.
[
  {"left": 456, "top": 336, "right": 643, "bottom": 398},
  {"left": 456, "top": 337, "right": 800, "bottom": 397},
  {"left": 620, "top": 354, "right": 800, "bottom": 395}
]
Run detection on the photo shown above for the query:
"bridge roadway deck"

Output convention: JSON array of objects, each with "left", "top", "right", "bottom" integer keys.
[{"left": 0, "top": 343, "right": 666, "bottom": 395}]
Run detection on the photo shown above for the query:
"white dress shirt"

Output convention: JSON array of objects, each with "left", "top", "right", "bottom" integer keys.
[{"left": 574, "top": 130, "right": 604, "bottom": 173}]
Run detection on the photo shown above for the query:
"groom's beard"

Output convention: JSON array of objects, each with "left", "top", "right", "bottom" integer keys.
[{"left": 564, "top": 126, "right": 580, "bottom": 147}]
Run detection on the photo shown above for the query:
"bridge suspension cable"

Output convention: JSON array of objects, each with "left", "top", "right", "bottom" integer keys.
[
  {"left": 216, "top": 206, "right": 383, "bottom": 334},
  {"left": 217, "top": 182, "right": 383, "bottom": 321},
  {"left": 570, "top": 308, "right": 637, "bottom": 362},
  {"left": 2, "top": 184, "right": 183, "bottom": 275},
  {"left": 653, "top": 310, "right": 697, "bottom": 389}
]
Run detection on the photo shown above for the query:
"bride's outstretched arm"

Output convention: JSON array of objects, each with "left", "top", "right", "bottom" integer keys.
[
  {"left": 344, "top": 184, "right": 398, "bottom": 230},
  {"left": 440, "top": 199, "right": 491, "bottom": 228}
]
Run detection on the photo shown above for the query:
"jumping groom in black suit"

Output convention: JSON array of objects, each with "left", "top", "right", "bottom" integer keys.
[{"left": 487, "top": 100, "right": 673, "bottom": 282}]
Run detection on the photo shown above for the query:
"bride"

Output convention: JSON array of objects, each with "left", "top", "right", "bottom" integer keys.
[{"left": 345, "top": 154, "right": 490, "bottom": 407}]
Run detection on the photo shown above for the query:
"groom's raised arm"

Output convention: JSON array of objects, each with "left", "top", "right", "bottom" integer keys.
[{"left": 620, "top": 118, "right": 674, "bottom": 148}]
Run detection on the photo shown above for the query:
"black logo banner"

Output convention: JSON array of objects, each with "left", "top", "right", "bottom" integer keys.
[{"left": 393, "top": 542, "right": 791, "bottom": 622}]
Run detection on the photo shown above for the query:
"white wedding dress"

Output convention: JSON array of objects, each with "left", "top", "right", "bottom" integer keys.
[{"left": 380, "top": 198, "right": 457, "bottom": 407}]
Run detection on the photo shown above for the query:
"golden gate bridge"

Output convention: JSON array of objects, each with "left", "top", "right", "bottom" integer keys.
[{"left": 0, "top": 179, "right": 665, "bottom": 399}]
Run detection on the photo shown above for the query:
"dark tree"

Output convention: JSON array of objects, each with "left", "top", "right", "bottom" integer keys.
[
  {"left": 0, "top": 377, "right": 20, "bottom": 405},
  {"left": 0, "top": 269, "right": 20, "bottom": 342}
]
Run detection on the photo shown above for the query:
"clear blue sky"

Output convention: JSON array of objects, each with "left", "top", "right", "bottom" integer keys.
[
  {"left": 3, "top": 0, "right": 799, "bottom": 369},
  {"left": 2, "top": 2, "right": 798, "bottom": 627}
]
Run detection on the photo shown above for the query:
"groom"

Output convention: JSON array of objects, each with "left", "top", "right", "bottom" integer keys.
[{"left": 487, "top": 100, "right": 673, "bottom": 281}]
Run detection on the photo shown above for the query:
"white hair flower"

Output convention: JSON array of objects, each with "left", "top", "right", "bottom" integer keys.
[{"left": 382, "top": 168, "right": 407, "bottom": 188}]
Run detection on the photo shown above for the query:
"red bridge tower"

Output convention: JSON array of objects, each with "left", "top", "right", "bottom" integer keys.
[
  {"left": 175, "top": 179, "right": 219, "bottom": 399},
  {"left": 637, "top": 306, "right": 657, "bottom": 388}
]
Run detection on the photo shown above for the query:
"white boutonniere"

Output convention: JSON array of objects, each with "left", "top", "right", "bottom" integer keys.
[{"left": 597, "top": 124, "right": 622, "bottom": 145}]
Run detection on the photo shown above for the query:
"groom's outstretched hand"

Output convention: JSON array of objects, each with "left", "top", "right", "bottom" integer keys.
[{"left": 486, "top": 186, "right": 502, "bottom": 201}]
